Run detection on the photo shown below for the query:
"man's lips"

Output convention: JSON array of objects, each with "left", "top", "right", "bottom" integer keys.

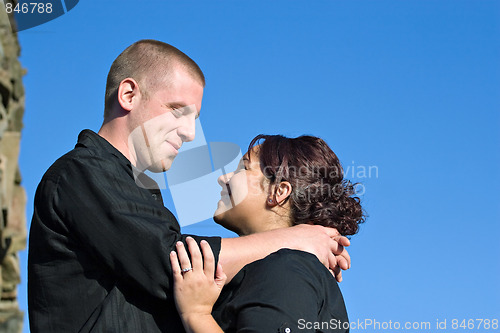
[{"left": 167, "top": 141, "right": 181, "bottom": 152}]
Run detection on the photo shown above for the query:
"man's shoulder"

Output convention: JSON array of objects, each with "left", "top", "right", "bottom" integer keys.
[
  {"left": 60, "top": 129, "right": 121, "bottom": 163},
  {"left": 39, "top": 130, "right": 130, "bottom": 189}
]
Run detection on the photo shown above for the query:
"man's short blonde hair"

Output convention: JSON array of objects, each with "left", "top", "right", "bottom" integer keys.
[{"left": 104, "top": 40, "right": 205, "bottom": 118}]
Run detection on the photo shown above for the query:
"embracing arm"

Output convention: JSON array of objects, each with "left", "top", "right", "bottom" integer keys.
[{"left": 219, "top": 224, "right": 350, "bottom": 282}]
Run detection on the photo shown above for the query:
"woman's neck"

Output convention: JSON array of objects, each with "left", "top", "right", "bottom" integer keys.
[{"left": 239, "top": 211, "right": 292, "bottom": 236}]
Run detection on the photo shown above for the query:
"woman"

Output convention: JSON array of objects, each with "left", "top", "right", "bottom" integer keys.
[{"left": 170, "top": 134, "right": 365, "bottom": 333}]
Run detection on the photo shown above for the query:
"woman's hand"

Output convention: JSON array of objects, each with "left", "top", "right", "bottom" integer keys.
[{"left": 170, "top": 237, "right": 227, "bottom": 324}]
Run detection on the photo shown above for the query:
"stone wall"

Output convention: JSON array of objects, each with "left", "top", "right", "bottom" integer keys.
[{"left": 0, "top": 1, "right": 27, "bottom": 332}]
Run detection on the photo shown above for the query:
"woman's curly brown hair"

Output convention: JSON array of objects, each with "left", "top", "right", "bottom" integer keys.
[{"left": 248, "top": 134, "right": 365, "bottom": 236}]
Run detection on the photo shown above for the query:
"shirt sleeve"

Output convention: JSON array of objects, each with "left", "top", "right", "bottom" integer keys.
[
  {"left": 226, "top": 249, "right": 347, "bottom": 333},
  {"left": 34, "top": 149, "right": 221, "bottom": 302}
]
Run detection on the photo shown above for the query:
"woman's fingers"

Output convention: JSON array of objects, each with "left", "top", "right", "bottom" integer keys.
[
  {"left": 186, "top": 237, "right": 203, "bottom": 272},
  {"left": 175, "top": 240, "right": 193, "bottom": 272},
  {"left": 169, "top": 251, "right": 182, "bottom": 282},
  {"left": 173, "top": 238, "right": 219, "bottom": 282},
  {"left": 200, "top": 240, "right": 215, "bottom": 278},
  {"left": 214, "top": 263, "right": 227, "bottom": 288},
  {"left": 170, "top": 238, "right": 224, "bottom": 320}
]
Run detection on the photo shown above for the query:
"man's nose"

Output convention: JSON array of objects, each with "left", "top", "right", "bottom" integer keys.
[{"left": 178, "top": 117, "right": 196, "bottom": 142}]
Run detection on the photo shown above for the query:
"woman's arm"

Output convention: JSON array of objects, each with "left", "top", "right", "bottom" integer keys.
[{"left": 170, "top": 237, "right": 226, "bottom": 333}]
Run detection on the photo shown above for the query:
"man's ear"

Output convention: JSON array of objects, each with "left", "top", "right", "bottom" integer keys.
[
  {"left": 117, "top": 78, "right": 140, "bottom": 112},
  {"left": 274, "top": 181, "right": 292, "bottom": 205}
]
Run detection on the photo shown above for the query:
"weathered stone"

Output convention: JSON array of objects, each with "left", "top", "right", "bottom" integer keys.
[
  {"left": 0, "top": 70, "right": 12, "bottom": 108},
  {"left": 0, "top": 299, "right": 22, "bottom": 331},
  {"left": 1, "top": 253, "right": 20, "bottom": 294},
  {"left": 0, "top": 2, "right": 26, "bottom": 332},
  {"left": 0, "top": 105, "right": 7, "bottom": 138},
  {"left": 7, "top": 100, "right": 23, "bottom": 132},
  {"left": 4, "top": 185, "right": 26, "bottom": 253},
  {"left": 0, "top": 132, "right": 21, "bottom": 203}
]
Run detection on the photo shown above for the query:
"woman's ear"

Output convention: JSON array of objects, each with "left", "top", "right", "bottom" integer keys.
[
  {"left": 274, "top": 181, "right": 292, "bottom": 205},
  {"left": 117, "top": 78, "right": 140, "bottom": 111}
]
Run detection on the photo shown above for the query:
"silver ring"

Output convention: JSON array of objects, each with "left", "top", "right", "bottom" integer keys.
[{"left": 181, "top": 267, "right": 193, "bottom": 273}]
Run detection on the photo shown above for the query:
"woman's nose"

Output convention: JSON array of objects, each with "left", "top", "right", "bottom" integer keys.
[{"left": 218, "top": 172, "right": 232, "bottom": 187}]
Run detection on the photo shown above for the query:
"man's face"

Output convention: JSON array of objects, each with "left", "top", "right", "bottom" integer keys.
[{"left": 128, "top": 69, "right": 204, "bottom": 172}]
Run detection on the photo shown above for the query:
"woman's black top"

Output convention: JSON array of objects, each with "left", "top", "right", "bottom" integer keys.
[{"left": 212, "top": 249, "right": 350, "bottom": 333}]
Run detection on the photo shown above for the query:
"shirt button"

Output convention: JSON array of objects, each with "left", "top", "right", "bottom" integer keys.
[{"left": 285, "top": 328, "right": 291, "bottom": 333}]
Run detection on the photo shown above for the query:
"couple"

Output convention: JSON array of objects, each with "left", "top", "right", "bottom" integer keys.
[
  {"left": 28, "top": 39, "right": 362, "bottom": 333},
  {"left": 171, "top": 134, "right": 364, "bottom": 332}
]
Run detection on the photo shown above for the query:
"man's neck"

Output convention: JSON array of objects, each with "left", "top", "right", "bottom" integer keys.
[{"left": 98, "top": 119, "right": 135, "bottom": 165}]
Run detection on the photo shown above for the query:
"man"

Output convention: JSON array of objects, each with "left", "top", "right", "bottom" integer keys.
[{"left": 28, "top": 40, "right": 351, "bottom": 332}]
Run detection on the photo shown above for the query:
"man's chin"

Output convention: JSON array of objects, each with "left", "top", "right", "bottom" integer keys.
[
  {"left": 143, "top": 160, "right": 172, "bottom": 173},
  {"left": 160, "top": 158, "right": 173, "bottom": 172}
]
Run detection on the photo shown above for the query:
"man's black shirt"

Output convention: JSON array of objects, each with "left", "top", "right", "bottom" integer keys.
[{"left": 28, "top": 130, "right": 221, "bottom": 332}]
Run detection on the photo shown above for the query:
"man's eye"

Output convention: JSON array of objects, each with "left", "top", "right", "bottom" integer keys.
[{"left": 171, "top": 108, "right": 183, "bottom": 117}]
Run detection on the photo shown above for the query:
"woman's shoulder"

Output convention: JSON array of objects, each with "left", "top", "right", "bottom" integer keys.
[
  {"left": 240, "top": 248, "right": 336, "bottom": 291},
  {"left": 214, "top": 249, "right": 349, "bottom": 332},
  {"left": 248, "top": 248, "right": 329, "bottom": 274},
  {"left": 217, "top": 249, "right": 344, "bottom": 307}
]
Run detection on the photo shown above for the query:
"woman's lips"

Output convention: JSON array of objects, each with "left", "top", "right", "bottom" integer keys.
[{"left": 220, "top": 184, "right": 232, "bottom": 197}]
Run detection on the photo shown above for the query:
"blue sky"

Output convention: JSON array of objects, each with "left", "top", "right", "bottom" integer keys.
[{"left": 14, "top": 0, "right": 499, "bottom": 332}]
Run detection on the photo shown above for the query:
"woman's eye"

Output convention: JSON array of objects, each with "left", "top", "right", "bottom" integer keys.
[{"left": 235, "top": 166, "right": 246, "bottom": 173}]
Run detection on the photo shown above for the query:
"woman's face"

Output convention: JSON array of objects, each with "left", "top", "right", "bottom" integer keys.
[{"left": 213, "top": 147, "right": 271, "bottom": 235}]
